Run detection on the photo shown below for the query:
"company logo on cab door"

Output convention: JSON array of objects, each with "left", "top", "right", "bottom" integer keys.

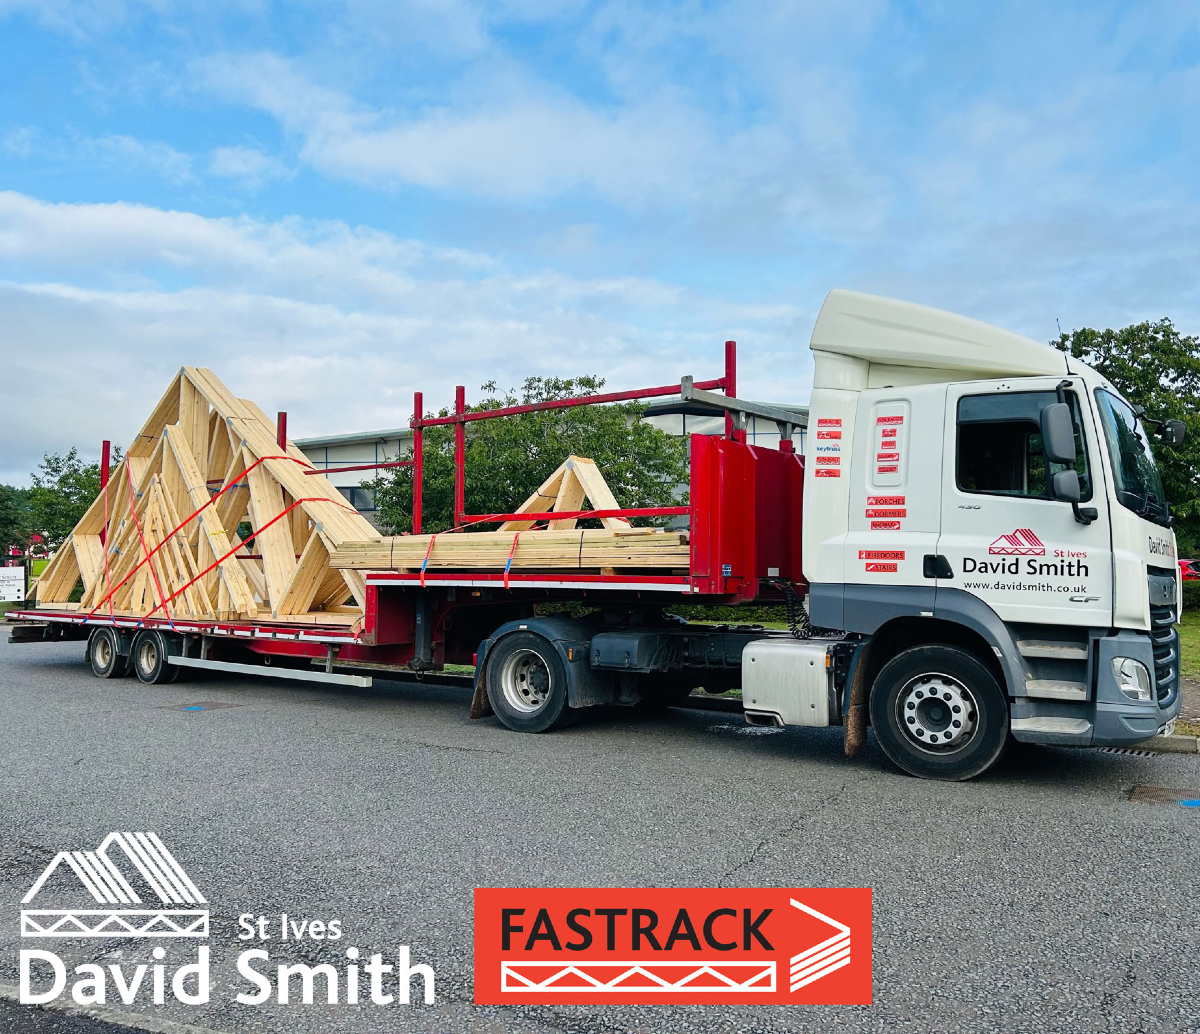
[
  {"left": 988, "top": 528, "right": 1045, "bottom": 556},
  {"left": 474, "top": 888, "right": 871, "bottom": 1004}
]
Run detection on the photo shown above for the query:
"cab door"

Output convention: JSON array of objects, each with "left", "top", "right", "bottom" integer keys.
[{"left": 937, "top": 378, "right": 1112, "bottom": 627}]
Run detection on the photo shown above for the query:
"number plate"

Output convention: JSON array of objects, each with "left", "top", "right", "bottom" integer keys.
[{"left": 1159, "top": 717, "right": 1177, "bottom": 738}]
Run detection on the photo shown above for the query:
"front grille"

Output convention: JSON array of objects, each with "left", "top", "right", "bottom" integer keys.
[{"left": 1149, "top": 601, "right": 1179, "bottom": 706}]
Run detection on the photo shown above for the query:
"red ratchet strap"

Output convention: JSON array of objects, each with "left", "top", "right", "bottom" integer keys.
[
  {"left": 143, "top": 495, "right": 357, "bottom": 619},
  {"left": 419, "top": 534, "right": 438, "bottom": 588},
  {"left": 503, "top": 532, "right": 521, "bottom": 589},
  {"left": 84, "top": 454, "right": 314, "bottom": 621}
]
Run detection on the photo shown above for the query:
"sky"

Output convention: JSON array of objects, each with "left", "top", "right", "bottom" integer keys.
[{"left": 2, "top": 0, "right": 1199, "bottom": 485}]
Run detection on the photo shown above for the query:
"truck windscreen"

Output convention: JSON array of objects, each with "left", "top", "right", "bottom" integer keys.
[{"left": 1095, "top": 388, "right": 1169, "bottom": 526}]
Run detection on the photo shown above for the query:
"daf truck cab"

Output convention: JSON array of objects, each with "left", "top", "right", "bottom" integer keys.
[{"left": 796, "top": 290, "right": 1183, "bottom": 779}]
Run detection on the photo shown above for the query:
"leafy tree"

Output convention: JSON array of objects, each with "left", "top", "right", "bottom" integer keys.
[
  {"left": 29, "top": 447, "right": 123, "bottom": 548},
  {"left": 0, "top": 484, "right": 32, "bottom": 554},
  {"left": 367, "top": 376, "right": 689, "bottom": 535},
  {"left": 1053, "top": 319, "right": 1200, "bottom": 554}
]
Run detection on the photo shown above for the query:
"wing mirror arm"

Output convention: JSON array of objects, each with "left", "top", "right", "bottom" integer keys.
[{"left": 1051, "top": 470, "right": 1098, "bottom": 525}]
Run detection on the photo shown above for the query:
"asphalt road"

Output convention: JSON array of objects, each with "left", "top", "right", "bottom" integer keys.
[{"left": 0, "top": 633, "right": 1197, "bottom": 1034}]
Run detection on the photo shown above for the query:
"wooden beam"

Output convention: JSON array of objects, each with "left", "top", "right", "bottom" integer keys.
[{"left": 275, "top": 529, "right": 330, "bottom": 615}]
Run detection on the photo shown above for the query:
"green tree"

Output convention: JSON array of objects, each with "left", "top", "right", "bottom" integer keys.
[
  {"left": 0, "top": 484, "right": 32, "bottom": 554},
  {"left": 29, "top": 447, "right": 122, "bottom": 548},
  {"left": 367, "top": 376, "right": 689, "bottom": 535},
  {"left": 1053, "top": 319, "right": 1200, "bottom": 553}
]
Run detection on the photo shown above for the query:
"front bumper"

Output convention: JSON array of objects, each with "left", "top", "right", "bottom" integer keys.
[{"left": 1010, "top": 629, "right": 1181, "bottom": 747}]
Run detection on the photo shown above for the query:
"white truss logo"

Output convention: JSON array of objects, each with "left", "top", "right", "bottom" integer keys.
[
  {"left": 20, "top": 831, "right": 208, "bottom": 938},
  {"left": 501, "top": 960, "right": 775, "bottom": 993},
  {"left": 789, "top": 898, "right": 851, "bottom": 991}
]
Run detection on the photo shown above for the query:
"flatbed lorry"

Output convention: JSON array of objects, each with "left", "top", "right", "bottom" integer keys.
[{"left": 6, "top": 290, "right": 1185, "bottom": 780}]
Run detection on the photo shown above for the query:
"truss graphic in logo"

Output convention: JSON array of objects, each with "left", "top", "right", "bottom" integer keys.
[
  {"left": 20, "top": 832, "right": 208, "bottom": 938},
  {"left": 501, "top": 959, "right": 775, "bottom": 993},
  {"left": 475, "top": 887, "right": 871, "bottom": 1005},
  {"left": 988, "top": 528, "right": 1045, "bottom": 556}
]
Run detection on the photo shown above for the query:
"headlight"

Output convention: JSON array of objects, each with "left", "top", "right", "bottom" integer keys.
[{"left": 1112, "top": 657, "right": 1153, "bottom": 702}]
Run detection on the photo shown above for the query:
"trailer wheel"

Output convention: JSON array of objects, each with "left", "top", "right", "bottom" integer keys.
[
  {"left": 869, "top": 644, "right": 1008, "bottom": 781},
  {"left": 87, "top": 628, "right": 130, "bottom": 679},
  {"left": 485, "top": 632, "right": 574, "bottom": 733},
  {"left": 131, "top": 630, "right": 181, "bottom": 685}
]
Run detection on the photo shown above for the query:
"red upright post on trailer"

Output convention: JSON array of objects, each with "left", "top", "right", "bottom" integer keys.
[
  {"left": 277, "top": 412, "right": 288, "bottom": 451},
  {"left": 724, "top": 340, "right": 738, "bottom": 441},
  {"left": 412, "top": 391, "right": 424, "bottom": 536},
  {"left": 453, "top": 385, "right": 466, "bottom": 528},
  {"left": 99, "top": 440, "right": 111, "bottom": 546}
]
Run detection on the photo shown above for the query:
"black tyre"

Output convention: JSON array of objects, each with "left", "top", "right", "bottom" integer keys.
[
  {"left": 485, "top": 632, "right": 574, "bottom": 733},
  {"left": 131, "top": 630, "right": 181, "bottom": 685},
  {"left": 869, "top": 644, "right": 1008, "bottom": 781},
  {"left": 87, "top": 627, "right": 130, "bottom": 679}
]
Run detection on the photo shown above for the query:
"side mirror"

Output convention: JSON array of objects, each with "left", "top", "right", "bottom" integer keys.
[
  {"left": 1040, "top": 402, "right": 1076, "bottom": 464},
  {"left": 1052, "top": 469, "right": 1081, "bottom": 503},
  {"left": 1159, "top": 419, "right": 1186, "bottom": 446}
]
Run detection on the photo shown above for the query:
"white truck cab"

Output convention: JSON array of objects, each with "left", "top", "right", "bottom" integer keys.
[{"left": 795, "top": 289, "right": 1181, "bottom": 778}]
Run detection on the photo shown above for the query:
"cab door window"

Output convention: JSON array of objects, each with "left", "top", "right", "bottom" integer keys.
[{"left": 956, "top": 391, "right": 1092, "bottom": 500}]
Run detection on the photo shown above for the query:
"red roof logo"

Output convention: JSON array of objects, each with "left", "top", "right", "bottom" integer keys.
[{"left": 988, "top": 528, "right": 1045, "bottom": 556}]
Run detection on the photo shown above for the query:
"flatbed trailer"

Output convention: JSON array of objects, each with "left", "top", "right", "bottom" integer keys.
[{"left": 8, "top": 344, "right": 826, "bottom": 728}]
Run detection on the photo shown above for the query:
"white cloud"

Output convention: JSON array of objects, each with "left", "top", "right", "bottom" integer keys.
[
  {"left": 208, "top": 145, "right": 289, "bottom": 187},
  {"left": 1, "top": 127, "right": 194, "bottom": 184},
  {"left": 87, "top": 133, "right": 194, "bottom": 184},
  {"left": 189, "top": 49, "right": 888, "bottom": 241},
  {"left": 0, "top": 191, "right": 812, "bottom": 485}
]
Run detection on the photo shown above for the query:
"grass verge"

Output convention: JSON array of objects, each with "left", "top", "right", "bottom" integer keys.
[{"left": 1179, "top": 609, "right": 1199, "bottom": 680}]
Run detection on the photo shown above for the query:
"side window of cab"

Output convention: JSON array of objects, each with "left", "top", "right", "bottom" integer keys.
[{"left": 956, "top": 391, "right": 1092, "bottom": 500}]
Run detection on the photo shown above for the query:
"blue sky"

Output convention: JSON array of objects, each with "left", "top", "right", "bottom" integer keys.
[{"left": 2, "top": 0, "right": 1199, "bottom": 483}]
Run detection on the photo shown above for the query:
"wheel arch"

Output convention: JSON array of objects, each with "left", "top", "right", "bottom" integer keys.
[
  {"left": 470, "top": 615, "right": 608, "bottom": 719},
  {"left": 845, "top": 616, "right": 1007, "bottom": 719}
]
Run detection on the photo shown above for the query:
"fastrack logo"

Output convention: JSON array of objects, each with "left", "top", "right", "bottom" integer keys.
[
  {"left": 816, "top": 419, "right": 842, "bottom": 427},
  {"left": 474, "top": 888, "right": 871, "bottom": 1005},
  {"left": 876, "top": 415, "right": 904, "bottom": 425},
  {"left": 816, "top": 430, "right": 842, "bottom": 440},
  {"left": 815, "top": 457, "right": 840, "bottom": 466}
]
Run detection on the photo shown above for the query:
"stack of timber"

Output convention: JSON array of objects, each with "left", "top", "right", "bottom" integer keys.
[
  {"left": 31, "top": 368, "right": 377, "bottom": 626},
  {"left": 329, "top": 456, "right": 690, "bottom": 574}
]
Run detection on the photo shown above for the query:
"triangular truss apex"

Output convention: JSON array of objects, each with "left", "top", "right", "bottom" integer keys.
[{"left": 32, "top": 367, "right": 379, "bottom": 627}]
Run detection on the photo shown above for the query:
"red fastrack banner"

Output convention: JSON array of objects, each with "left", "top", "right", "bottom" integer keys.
[{"left": 474, "top": 887, "right": 872, "bottom": 1005}]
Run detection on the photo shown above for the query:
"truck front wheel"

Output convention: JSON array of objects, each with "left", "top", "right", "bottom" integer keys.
[
  {"left": 485, "top": 632, "right": 574, "bottom": 733},
  {"left": 869, "top": 645, "right": 1008, "bottom": 781}
]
